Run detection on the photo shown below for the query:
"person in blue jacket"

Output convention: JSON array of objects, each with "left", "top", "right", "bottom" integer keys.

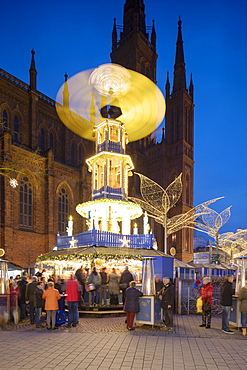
[{"left": 123, "top": 281, "right": 143, "bottom": 330}]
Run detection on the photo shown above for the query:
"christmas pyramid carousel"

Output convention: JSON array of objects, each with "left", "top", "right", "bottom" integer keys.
[{"left": 37, "top": 64, "right": 173, "bottom": 278}]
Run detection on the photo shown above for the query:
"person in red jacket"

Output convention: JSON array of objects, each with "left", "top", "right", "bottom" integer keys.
[
  {"left": 42, "top": 281, "right": 61, "bottom": 330},
  {"left": 199, "top": 276, "right": 214, "bottom": 329},
  {"left": 66, "top": 275, "right": 80, "bottom": 327}
]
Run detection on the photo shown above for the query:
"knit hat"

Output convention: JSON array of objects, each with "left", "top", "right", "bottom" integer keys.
[{"left": 202, "top": 276, "right": 211, "bottom": 284}]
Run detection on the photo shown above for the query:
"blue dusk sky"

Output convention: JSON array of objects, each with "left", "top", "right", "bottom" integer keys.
[{"left": 1, "top": 0, "right": 247, "bottom": 235}]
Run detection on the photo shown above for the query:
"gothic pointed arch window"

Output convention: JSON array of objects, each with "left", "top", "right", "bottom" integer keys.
[
  {"left": 40, "top": 128, "right": 45, "bottom": 151},
  {"left": 176, "top": 107, "right": 179, "bottom": 141},
  {"left": 2, "top": 109, "right": 8, "bottom": 129},
  {"left": 171, "top": 109, "right": 175, "bottom": 143},
  {"left": 140, "top": 60, "right": 145, "bottom": 75},
  {"left": 186, "top": 173, "right": 190, "bottom": 205},
  {"left": 13, "top": 115, "right": 19, "bottom": 143},
  {"left": 49, "top": 132, "right": 54, "bottom": 150},
  {"left": 19, "top": 177, "right": 33, "bottom": 227},
  {"left": 71, "top": 142, "right": 77, "bottom": 165},
  {"left": 78, "top": 144, "right": 84, "bottom": 165},
  {"left": 146, "top": 65, "right": 151, "bottom": 79},
  {"left": 58, "top": 188, "right": 69, "bottom": 233}
]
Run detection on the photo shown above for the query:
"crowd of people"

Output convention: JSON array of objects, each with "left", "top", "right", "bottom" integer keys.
[
  {"left": 9, "top": 272, "right": 81, "bottom": 329},
  {"left": 7, "top": 269, "right": 247, "bottom": 334}
]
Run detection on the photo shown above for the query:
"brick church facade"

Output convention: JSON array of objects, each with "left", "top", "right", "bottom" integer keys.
[{"left": 0, "top": 0, "right": 194, "bottom": 266}]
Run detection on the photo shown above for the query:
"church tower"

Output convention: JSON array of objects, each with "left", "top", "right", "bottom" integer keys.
[
  {"left": 112, "top": 1, "right": 195, "bottom": 262},
  {"left": 111, "top": 0, "right": 157, "bottom": 82},
  {"left": 165, "top": 19, "right": 195, "bottom": 262}
]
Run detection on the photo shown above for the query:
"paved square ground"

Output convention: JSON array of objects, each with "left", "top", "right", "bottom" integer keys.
[{"left": 1, "top": 315, "right": 246, "bottom": 369}]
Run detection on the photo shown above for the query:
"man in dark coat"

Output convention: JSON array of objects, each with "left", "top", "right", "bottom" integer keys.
[
  {"left": 26, "top": 276, "right": 38, "bottom": 324},
  {"left": 75, "top": 266, "right": 86, "bottom": 297},
  {"left": 159, "top": 277, "right": 175, "bottom": 330},
  {"left": 155, "top": 275, "right": 163, "bottom": 294},
  {"left": 119, "top": 266, "right": 133, "bottom": 304},
  {"left": 17, "top": 276, "right": 28, "bottom": 320},
  {"left": 221, "top": 274, "right": 234, "bottom": 334},
  {"left": 99, "top": 267, "right": 108, "bottom": 305},
  {"left": 124, "top": 281, "right": 143, "bottom": 330},
  {"left": 34, "top": 281, "right": 44, "bottom": 328}
]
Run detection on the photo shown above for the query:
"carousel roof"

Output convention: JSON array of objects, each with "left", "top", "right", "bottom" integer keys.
[{"left": 37, "top": 246, "right": 173, "bottom": 261}]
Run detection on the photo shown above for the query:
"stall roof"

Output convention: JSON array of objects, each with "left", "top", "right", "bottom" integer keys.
[
  {"left": 37, "top": 246, "right": 173, "bottom": 261},
  {"left": 190, "top": 262, "right": 233, "bottom": 270},
  {"left": 220, "top": 263, "right": 238, "bottom": 270},
  {"left": 0, "top": 258, "right": 24, "bottom": 271},
  {"left": 174, "top": 259, "right": 195, "bottom": 269}
]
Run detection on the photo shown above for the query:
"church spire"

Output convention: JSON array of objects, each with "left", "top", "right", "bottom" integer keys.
[
  {"left": 165, "top": 72, "right": 170, "bottom": 100},
  {"left": 62, "top": 73, "right": 70, "bottom": 108},
  {"left": 111, "top": 0, "right": 157, "bottom": 82},
  {"left": 29, "top": 49, "right": 37, "bottom": 91},
  {"left": 151, "top": 19, "right": 156, "bottom": 49},
  {"left": 189, "top": 73, "right": 194, "bottom": 101},
  {"left": 112, "top": 18, "right": 117, "bottom": 52},
  {"left": 123, "top": 0, "right": 147, "bottom": 37},
  {"left": 172, "top": 18, "right": 186, "bottom": 93}
]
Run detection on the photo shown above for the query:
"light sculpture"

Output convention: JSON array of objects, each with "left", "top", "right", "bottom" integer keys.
[
  {"left": 193, "top": 205, "right": 232, "bottom": 253},
  {"left": 129, "top": 172, "right": 221, "bottom": 253},
  {"left": 217, "top": 229, "right": 247, "bottom": 259}
]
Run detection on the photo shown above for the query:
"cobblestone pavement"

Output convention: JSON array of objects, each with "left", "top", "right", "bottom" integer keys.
[
  {"left": 1, "top": 315, "right": 247, "bottom": 369},
  {"left": 1, "top": 314, "right": 246, "bottom": 338}
]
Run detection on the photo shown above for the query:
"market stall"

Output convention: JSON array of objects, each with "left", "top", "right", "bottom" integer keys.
[
  {"left": 229, "top": 256, "right": 247, "bottom": 328},
  {"left": 36, "top": 246, "right": 173, "bottom": 282}
]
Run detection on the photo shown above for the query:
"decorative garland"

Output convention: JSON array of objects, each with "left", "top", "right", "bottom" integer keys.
[{"left": 37, "top": 253, "right": 144, "bottom": 262}]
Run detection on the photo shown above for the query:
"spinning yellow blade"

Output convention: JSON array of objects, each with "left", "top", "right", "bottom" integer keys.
[{"left": 56, "top": 63, "right": 166, "bottom": 142}]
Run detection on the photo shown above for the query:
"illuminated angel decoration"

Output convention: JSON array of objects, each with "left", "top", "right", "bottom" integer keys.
[{"left": 129, "top": 172, "right": 220, "bottom": 252}]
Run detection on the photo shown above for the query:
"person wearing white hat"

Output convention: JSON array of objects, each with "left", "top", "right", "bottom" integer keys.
[{"left": 199, "top": 276, "right": 214, "bottom": 329}]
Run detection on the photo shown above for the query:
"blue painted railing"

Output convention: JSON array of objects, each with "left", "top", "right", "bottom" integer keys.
[{"left": 57, "top": 229, "right": 154, "bottom": 250}]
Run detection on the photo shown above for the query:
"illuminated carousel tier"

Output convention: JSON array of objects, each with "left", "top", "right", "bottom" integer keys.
[
  {"left": 76, "top": 199, "right": 142, "bottom": 222},
  {"left": 56, "top": 63, "right": 166, "bottom": 142},
  {"left": 76, "top": 198, "right": 142, "bottom": 235}
]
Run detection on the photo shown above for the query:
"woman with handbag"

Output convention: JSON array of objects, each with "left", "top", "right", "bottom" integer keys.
[
  {"left": 86, "top": 267, "right": 101, "bottom": 306},
  {"left": 199, "top": 276, "right": 214, "bottom": 329}
]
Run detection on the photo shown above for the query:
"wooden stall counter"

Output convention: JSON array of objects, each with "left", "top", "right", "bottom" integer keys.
[{"left": 229, "top": 295, "right": 242, "bottom": 328}]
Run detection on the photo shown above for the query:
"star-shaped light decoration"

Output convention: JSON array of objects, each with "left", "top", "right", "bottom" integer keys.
[
  {"left": 9, "top": 178, "right": 18, "bottom": 188},
  {"left": 69, "top": 236, "right": 78, "bottom": 248},
  {"left": 119, "top": 235, "right": 130, "bottom": 247}
]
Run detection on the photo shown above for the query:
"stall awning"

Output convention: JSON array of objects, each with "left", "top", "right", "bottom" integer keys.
[{"left": 37, "top": 246, "right": 172, "bottom": 262}]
